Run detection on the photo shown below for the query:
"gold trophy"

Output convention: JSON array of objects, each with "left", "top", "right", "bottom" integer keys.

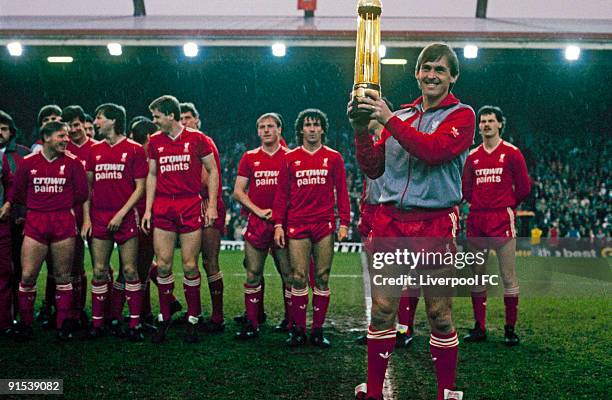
[{"left": 350, "top": 0, "right": 382, "bottom": 122}]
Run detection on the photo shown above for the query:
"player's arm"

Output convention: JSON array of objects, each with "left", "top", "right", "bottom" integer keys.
[
  {"left": 511, "top": 150, "right": 531, "bottom": 205},
  {"left": 73, "top": 159, "right": 89, "bottom": 206},
  {"left": 141, "top": 158, "right": 157, "bottom": 234},
  {"left": 348, "top": 94, "right": 386, "bottom": 179},
  {"left": 385, "top": 107, "right": 475, "bottom": 166},
  {"left": 233, "top": 176, "right": 271, "bottom": 220},
  {"left": 108, "top": 178, "right": 145, "bottom": 232},
  {"left": 81, "top": 171, "right": 94, "bottom": 239},
  {"left": 334, "top": 154, "right": 351, "bottom": 242},
  {"left": 272, "top": 158, "right": 290, "bottom": 248},
  {"left": 201, "top": 153, "right": 219, "bottom": 227},
  {"left": 5, "top": 158, "right": 27, "bottom": 208},
  {"left": 0, "top": 155, "right": 12, "bottom": 220},
  {"left": 461, "top": 155, "right": 474, "bottom": 204}
]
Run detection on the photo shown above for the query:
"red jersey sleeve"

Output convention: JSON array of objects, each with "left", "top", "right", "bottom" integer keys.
[
  {"left": 384, "top": 107, "right": 475, "bottom": 166},
  {"left": 333, "top": 153, "right": 351, "bottom": 227},
  {"left": 271, "top": 157, "right": 290, "bottom": 226},
  {"left": 72, "top": 158, "right": 89, "bottom": 205},
  {"left": 237, "top": 152, "right": 251, "bottom": 178},
  {"left": 461, "top": 154, "right": 475, "bottom": 203},
  {"left": 132, "top": 145, "right": 148, "bottom": 179},
  {"left": 198, "top": 134, "right": 213, "bottom": 160},
  {"left": 355, "top": 128, "right": 386, "bottom": 179},
  {"left": 510, "top": 148, "right": 531, "bottom": 205}
]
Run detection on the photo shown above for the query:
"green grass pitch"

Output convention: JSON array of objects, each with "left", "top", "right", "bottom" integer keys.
[{"left": 0, "top": 251, "right": 609, "bottom": 399}]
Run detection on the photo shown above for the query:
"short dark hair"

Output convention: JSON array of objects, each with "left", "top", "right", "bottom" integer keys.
[
  {"left": 256, "top": 112, "right": 283, "bottom": 130},
  {"left": 131, "top": 120, "right": 158, "bottom": 145},
  {"left": 0, "top": 110, "right": 17, "bottom": 136},
  {"left": 415, "top": 43, "right": 460, "bottom": 91},
  {"left": 40, "top": 121, "right": 67, "bottom": 140},
  {"left": 477, "top": 105, "right": 506, "bottom": 135},
  {"left": 95, "top": 103, "right": 127, "bottom": 135},
  {"left": 149, "top": 95, "right": 180, "bottom": 121},
  {"left": 84, "top": 113, "right": 94, "bottom": 124},
  {"left": 295, "top": 108, "right": 328, "bottom": 145},
  {"left": 129, "top": 116, "right": 149, "bottom": 132},
  {"left": 37, "top": 104, "right": 62, "bottom": 127},
  {"left": 61, "top": 105, "right": 86, "bottom": 124},
  {"left": 179, "top": 102, "right": 199, "bottom": 119}
]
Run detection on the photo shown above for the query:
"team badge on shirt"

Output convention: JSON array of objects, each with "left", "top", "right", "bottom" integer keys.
[
  {"left": 96, "top": 155, "right": 101, "bottom": 161},
  {"left": 451, "top": 127, "right": 460, "bottom": 137},
  {"left": 323, "top": 158, "right": 328, "bottom": 167},
  {"left": 121, "top": 153, "right": 128, "bottom": 162},
  {"left": 59, "top": 165, "right": 65, "bottom": 175},
  {"left": 499, "top": 154, "right": 506, "bottom": 163},
  {"left": 184, "top": 143, "right": 190, "bottom": 153}
]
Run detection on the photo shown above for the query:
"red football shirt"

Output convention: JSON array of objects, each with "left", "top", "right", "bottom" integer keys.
[
  {"left": 272, "top": 145, "right": 350, "bottom": 227},
  {"left": 87, "top": 137, "right": 148, "bottom": 212},
  {"left": 67, "top": 137, "right": 97, "bottom": 169},
  {"left": 237, "top": 145, "right": 288, "bottom": 210},
  {"left": 9, "top": 151, "right": 88, "bottom": 212},
  {"left": 462, "top": 140, "right": 531, "bottom": 211},
  {"left": 147, "top": 127, "right": 212, "bottom": 198},
  {"left": 199, "top": 133, "right": 223, "bottom": 201}
]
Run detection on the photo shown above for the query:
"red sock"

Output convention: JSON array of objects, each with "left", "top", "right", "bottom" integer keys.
[
  {"left": 504, "top": 287, "right": 519, "bottom": 327},
  {"left": 471, "top": 288, "right": 487, "bottom": 329},
  {"left": 157, "top": 274, "right": 175, "bottom": 322},
  {"left": 407, "top": 287, "right": 420, "bottom": 330},
  {"left": 183, "top": 274, "right": 202, "bottom": 320},
  {"left": 91, "top": 281, "right": 108, "bottom": 328},
  {"left": 311, "top": 287, "right": 330, "bottom": 331},
  {"left": 291, "top": 287, "right": 308, "bottom": 330},
  {"left": 110, "top": 281, "right": 125, "bottom": 321},
  {"left": 207, "top": 272, "right": 224, "bottom": 323},
  {"left": 430, "top": 331, "right": 459, "bottom": 400},
  {"left": 284, "top": 285, "right": 293, "bottom": 326},
  {"left": 18, "top": 283, "right": 36, "bottom": 326},
  {"left": 244, "top": 283, "right": 263, "bottom": 328},
  {"left": 259, "top": 276, "right": 266, "bottom": 321},
  {"left": 55, "top": 283, "right": 73, "bottom": 329},
  {"left": 308, "top": 257, "right": 316, "bottom": 289},
  {"left": 125, "top": 280, "right": 143, "bottom": 329},
  {"left": 366, "top": 326, "right": 396, "bottom": 398}
]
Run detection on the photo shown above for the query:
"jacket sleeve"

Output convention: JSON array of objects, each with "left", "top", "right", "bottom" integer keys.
[
  {"left": 73, "top": 159, "right": 89, "bottom": 205},
  {"left": 2, "top": 155, "right": 12, "bottom": 199},
  {"left": 333, "top": 154, "right": 351, "bottom": 227},
  {"left": 7, "top": 158, "right": 27, "bottom": 206},
  {"left": 271, "top": 157, "right": 290, "bottom": 227},
  {"left": 461, "top": 154, "right": 474, "bottom": 203},
  {"left": 354, "top": 128, "right": 386, "bottom": 179},
  {"left": 511, "top": 149, "right": 531, "bottom": 205},
  {"left": 384, "top": 107, "right": 475, "bottom": 166}
]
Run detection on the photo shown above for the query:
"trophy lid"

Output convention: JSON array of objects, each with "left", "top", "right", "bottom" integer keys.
[{"left": 357, "top": 0, "right": 382, "bottom": 9}]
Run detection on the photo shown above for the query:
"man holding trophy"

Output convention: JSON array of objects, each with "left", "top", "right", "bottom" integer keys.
[{"left": 347, "top": 2, "right": 475, "bottom": 399}]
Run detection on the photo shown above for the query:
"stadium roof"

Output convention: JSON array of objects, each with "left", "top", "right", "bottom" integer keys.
[{"left": 0, "top": 15, "right": 611, "bottom": 49}]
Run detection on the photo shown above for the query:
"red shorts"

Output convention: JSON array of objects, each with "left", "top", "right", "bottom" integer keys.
[
  {"left": 153, "top": 195, "right": 203, "bottom": 234},
  {"left": 24, "top": 210, "right": 77, "bottom": 244},
  {"left": 244, "top": 213, "right": 276, "bottom": 250},
  {"left": 466, "top": 207, "right": 516, "bottom": 249},
  {"left": 287, "top": 221, "right": 335, "bottom": 243},
  {"left": 203, "top": 198, "right": 226, "bottom": 234},
  {"left": 358, "top": 203, "right": 378, "bottom": 239},
  {"left": 367, "top": 204, "right": 459, "bottom": 259},
  {"left": 91, "top": 209, "right": 139, "bottom": 244}
]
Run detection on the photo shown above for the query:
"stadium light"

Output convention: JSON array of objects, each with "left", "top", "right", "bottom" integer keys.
[
  {"left": 107, "top": 42, "right": 122, "bottom": 56},
  {"left": 381, "top": 58, "right": 407, "bottom": 65},
  {"left": 47, "top": 56, "right": 74, "bottom": 63},
  {"left": 565, "top": 45, "right": 580, "bottom": 61},
  {"left": 379, "top": 44, "right": 387, "bottom": 58},
  {"left": 7, "top": 42, "right": 23, "bottom": 57},
  {"left": 183, "top": 42, "right": 199, "bottom": 58},
  {"left": 272, "top": 42, "right": 286, "bottom": 57},
  {"left": 464, "top": 45, "right": 478, "bottom": 59}
]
